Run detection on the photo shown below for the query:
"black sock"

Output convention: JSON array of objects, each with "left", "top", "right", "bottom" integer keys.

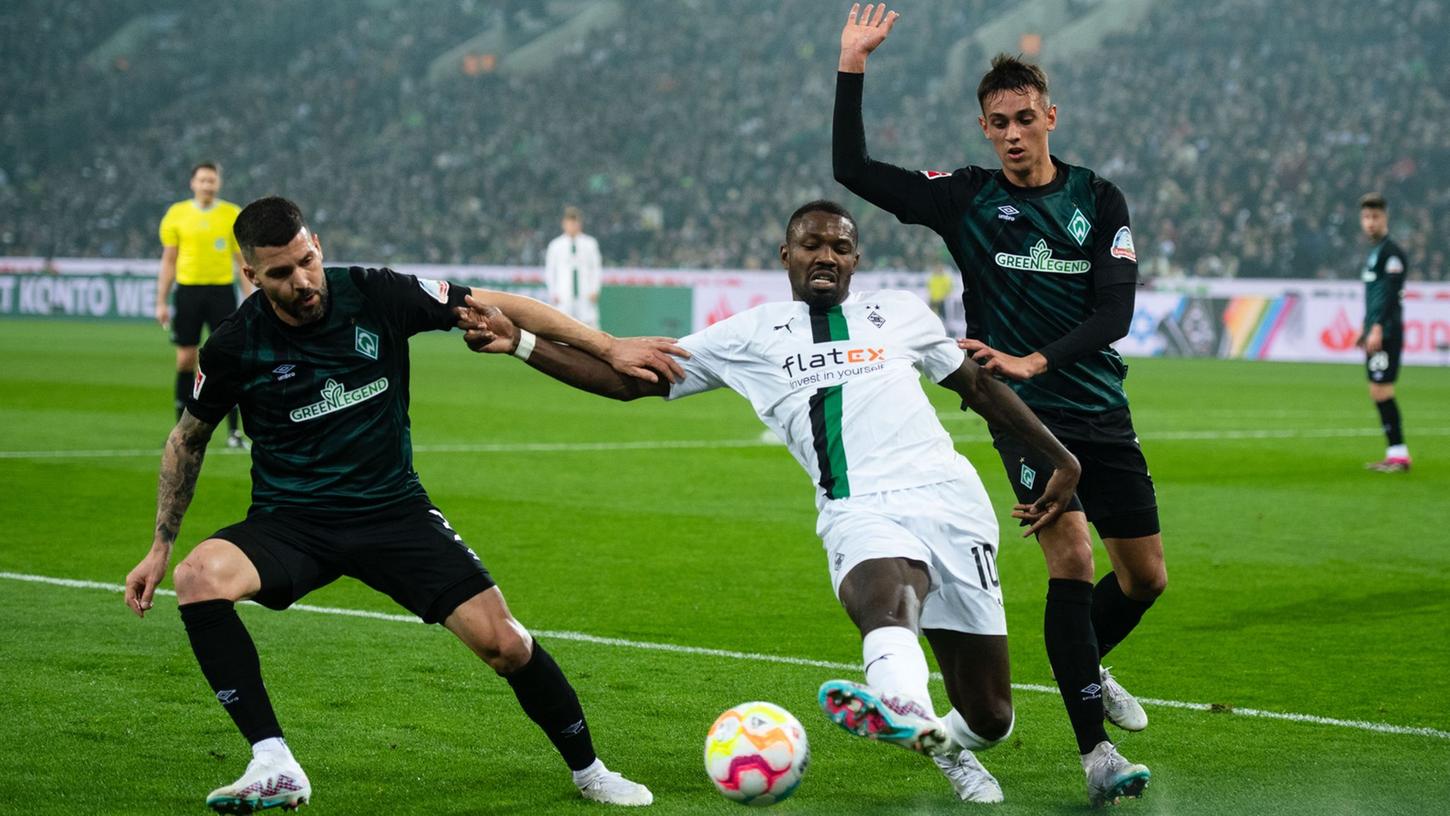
[
  {"left": 1045, "top": 578, "right": 1109, "bottom": 754},
  {"left": 175, "top": 371, "right": 193, "bottom": 420},
  {"left": 505, "top": 641, "right": 597, "bottom": 772},
  {"left": 228, "top": 408, "right": 240, "bottom": 435},
  {"left": 1375, "top": 398, "right": 1404, "bottom": 447},
  {"left": 179, "top": 600, "right": 283, "bottom": 744},
  {"left": 1092, "top": 572, "right": 1155, "bottom": 659}
]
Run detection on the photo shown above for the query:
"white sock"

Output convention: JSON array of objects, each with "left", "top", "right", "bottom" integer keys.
[
  {"left": 572, "top": 758, "right": 606, "bottom": 786},
  {"left": 862, "top": 626, "right": 932, "bottom": 705},
  {"left": 251, "top": 737, "right": 293, "bottom": 762},
  {"left": 1388, "top": 444, "right": 1409, "bottom": 459},
  {"left": 943, "top": 708, "right": 1012, "bottom": 751}
]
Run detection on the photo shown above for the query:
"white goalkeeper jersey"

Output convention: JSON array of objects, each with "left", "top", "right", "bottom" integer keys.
[{"left": 668, "top": 290, "right": 972, "bottom": 505}]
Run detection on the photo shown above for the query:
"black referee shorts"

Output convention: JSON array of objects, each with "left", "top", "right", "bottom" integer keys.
[
  {"left": 171, "top": 284, "right": 238, "bottom": 346},
  {"left": 991, "top": 406, "right": 1161, "bottom": 540},
  {"left": 211, "top": 497, "right": 495, "bottom": 624}
]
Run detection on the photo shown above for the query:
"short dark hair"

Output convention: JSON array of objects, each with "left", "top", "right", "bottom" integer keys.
[
  {"left": 1359, "top": 192, "right": 1388, "bottom": 211},
  {"left": 976, "top": 53, "right": 1050, "bottom": 113},
  {"left": 785, "top": 200, "right": 857, "bottom": 243},
  {"left": 235, "top": 196, "right": 307, "bottom": 258},
  {"left": 190, "top": 161, "right": 220, "bottom": 178}
]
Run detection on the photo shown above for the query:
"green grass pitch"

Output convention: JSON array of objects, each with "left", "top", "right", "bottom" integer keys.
[{"left": 1, "top": 318, "right": 1447, "bottom": 815}]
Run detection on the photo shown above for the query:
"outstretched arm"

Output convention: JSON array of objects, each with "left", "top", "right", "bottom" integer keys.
[
  {"left": 457, "top": 302, "right": 668, "bottom": 401},
  {"left": 466, "top": 289, "right": 687, "bottom": 383},
  {"left": 938, "top": 361, "right": 1080, "bottom": 536},
  {"left": 124, "top": 410, "right": 218, "bottom": 617}
]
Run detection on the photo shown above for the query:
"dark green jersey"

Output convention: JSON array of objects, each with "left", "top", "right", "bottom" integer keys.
[
  {"left": 1362, "top": 236, "right": 1406, "bottom": 336},
  {"left": 188, "top": 266, "right": 471, "bottom": 514},
  {"left": 835, "top": 73, "right": 1137, "bottom": 415}
]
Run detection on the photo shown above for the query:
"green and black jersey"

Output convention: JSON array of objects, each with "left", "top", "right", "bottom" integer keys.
[
  {"left": 1362, "top": 236, "right": 1407, "bottom": 338},
  {"left": 188, "top": 266, "right": 471, "bottom": 514},
  {"left": 835, "top": 72, "right": 1137, "bottom": 416}
]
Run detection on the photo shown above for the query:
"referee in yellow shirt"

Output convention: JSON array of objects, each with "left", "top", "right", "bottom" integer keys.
[{"left": 156, "top": 162, "right": 252, "bottom": 447}]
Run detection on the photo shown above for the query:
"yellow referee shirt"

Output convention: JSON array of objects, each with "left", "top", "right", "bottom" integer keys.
[{"left": 159, "top": 200, "right": 242, "bottom": 285}]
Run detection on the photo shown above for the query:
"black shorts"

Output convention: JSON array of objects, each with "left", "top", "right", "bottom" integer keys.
[
  {"left": 171, "top": 284, "right": 239, "bottom": 346},
  {"left": 211, "top": 497, "right": 494, "bottom": 624},
  {"left": 1366, "top": 339, "right": 1402, "bottom": 384},
  {"left": 991, "top": 406, "right": 1160, "bottom": 540}
]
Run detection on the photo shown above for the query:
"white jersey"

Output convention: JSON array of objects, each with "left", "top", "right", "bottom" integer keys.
[
  {"left": 544, "top": 233, "right": 602, "bottom": 325},
  {"left": 669, "top": 290, "right": 970, "bottom": 506}
]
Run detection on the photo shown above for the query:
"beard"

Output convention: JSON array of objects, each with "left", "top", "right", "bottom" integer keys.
[{"left": 277, "top": 280, "right": 329, "bottom": 324}]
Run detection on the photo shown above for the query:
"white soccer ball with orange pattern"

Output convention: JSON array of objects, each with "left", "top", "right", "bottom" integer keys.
[{"left": 703, "top": 701, "right": 810, "bottom": 805}]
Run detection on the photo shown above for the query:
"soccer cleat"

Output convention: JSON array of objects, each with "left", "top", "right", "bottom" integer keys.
[
  {"left": 1100, "top": 666, "right": 1148, "bottom": 732},
  {"left": 575, "top": 767, "right": 653, "bottom": 806},
  {"left": 205, "top": 753, "right": 310, "bottom": 814},
  {"left": 817, "top": 679, "right": 950, "bottom": 757},
  {"left": 226, "top": 431, "right": 250, "bottom": 451},
  {"left": 1366, "top": 456, "right": 1411, "bottom": 472},
  {"left": 1081, "top": 741, "right": 1150, "bottom": 808},
  {"left": 933, "top": 749, "right": 1005, "bottom": 803}
]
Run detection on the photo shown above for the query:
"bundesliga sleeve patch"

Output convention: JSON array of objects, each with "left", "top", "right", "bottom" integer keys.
[
  {"left": 919, "top": 170, "right": 952, "bottom": 180},
  {"left": 1386, "top": 256, "right": 1405, "bottom": 275},
  {"left": 1110, "top": 226, "right": 1137, "bottom": 262},
  {"left": 192, "top": 368, "right": 206, "bottom": 400},
  {"left": 416, "top": 277, "right": 450, "bottom": 303}
]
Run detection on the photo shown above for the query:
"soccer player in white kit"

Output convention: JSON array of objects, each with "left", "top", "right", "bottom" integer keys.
[
  {"left": 544, "top": 206, "right": 603, "bottom": 327},
  {"left": 459, "top": 201, "right": 1080, "bottom": 803}
]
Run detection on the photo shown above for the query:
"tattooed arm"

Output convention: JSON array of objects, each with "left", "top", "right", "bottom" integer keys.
[{"left": 124, "top": 409, "right": 217, "bottom": 617}]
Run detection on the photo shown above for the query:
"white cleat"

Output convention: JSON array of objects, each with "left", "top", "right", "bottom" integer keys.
[
  {"left": 1100, "top": 666, "right": 1148, "bottom": 732},
  {"left": 1081, "top": 741, "right": 1150, "bottom": 808},
  {"left": 205, "top": 753, "right": 310, "bottom": 814},
  {"left": 576, "top": 766, "right": 653, "bottom": 807},
  {"left": 933, "top": 749, "right": 1005, "bottom": 803}
]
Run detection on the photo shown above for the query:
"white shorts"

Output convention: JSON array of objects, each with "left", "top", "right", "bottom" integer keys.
[{"left": 816, "top": 467, "right": 1006, "bottom": 636}]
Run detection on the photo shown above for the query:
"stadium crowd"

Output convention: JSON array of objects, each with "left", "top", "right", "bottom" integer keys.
[{"left": 2, "top": 0, "right": 1444, "bottom": 280}]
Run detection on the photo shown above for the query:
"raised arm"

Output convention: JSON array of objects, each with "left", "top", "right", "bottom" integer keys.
[
  {"left": 938, "top": 361, "right": 1081, "bottom": 535},
  {"left": 466, "top": 289, "right": 687, "bottom": 383},
  {"left": 835, "top": 4, "right": 963, "bottom": 230},
  {"left": 457, "top": 301, "right": 668, "bottom": 402},
  {"left": 124, "top": 409, "right": 218, "bottom": 617}
]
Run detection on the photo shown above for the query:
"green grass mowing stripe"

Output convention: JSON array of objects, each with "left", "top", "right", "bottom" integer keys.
[{"left": 7, "top": 570, "right": 1447, "bottom": 743}]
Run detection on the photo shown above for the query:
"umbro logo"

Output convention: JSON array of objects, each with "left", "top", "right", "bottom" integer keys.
[
  {"left": 1080, "top": 683, "right": 1103, "bottom": 700},
  {"left": 216, "top": 689, "right": 239, "bottom": 705},
  {"left": 997, "top": 205, "right": 1020, "bottom": 221},
  {"left": 774, "top": 317, "right": 797, "bottom": 333},
  {"left": 273, "top": 364, "right": 297, "bottom": 382}
]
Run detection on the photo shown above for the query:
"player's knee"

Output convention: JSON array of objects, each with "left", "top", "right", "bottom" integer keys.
[
  {"left": 173, "top": 543, "right": 248, "bottom": 603},
  {"left": 1122, "top": 565, "right": 1166, "bottom": 601},
  {"left": 481, "top": 624, "right": 534, "bottom": 674}
]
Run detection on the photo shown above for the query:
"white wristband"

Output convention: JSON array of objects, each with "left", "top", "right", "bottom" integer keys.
[{"left": 512, "top": 329, "right": 537, "bottom": 361}]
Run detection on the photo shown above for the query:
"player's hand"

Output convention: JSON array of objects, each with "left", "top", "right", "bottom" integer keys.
[
  {"left": 1364, "top": 325, "right": 1383, "bottom": 354},
  {"left": 605, "top": 337, "right": 691, "bottom": 384},
  {"left": 124, "top": 546, "right": 171, "bottom": 618},
  {"left": 840, "top": 3, "right": 899, "bottom": 72},
  {"left": 960, "top": 339, "right": 1047, "bottom": 381},
  {"left": 455, "top": 301, "right": 518, "bottom": 354},
  {"left": 156, "top": 303, "right": 170, "bottom": 330},
  {"left": 1011, "top": 458, "right": 1080, "bottom": 537}
]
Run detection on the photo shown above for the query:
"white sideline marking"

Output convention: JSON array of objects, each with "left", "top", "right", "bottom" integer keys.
[
  {"left": 5, "top": 426, "right": 1450, "bottom": 460},
  {"left": 4, "top": 570, "right": 1447, "bottom": 742}
]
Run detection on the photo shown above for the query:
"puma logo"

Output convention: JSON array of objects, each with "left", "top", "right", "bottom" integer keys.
[{"left": 774, "top": 317, "right": 796, "bottom": 333}]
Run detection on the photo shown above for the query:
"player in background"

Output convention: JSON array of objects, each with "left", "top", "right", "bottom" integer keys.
[
  {"left": 545, "top": 206, "right": 604, "bottom": 328},
  {"left": 458, "top": 201, "right": 1082, "bottom": 804},
  {"left": 123, "top": 197, "right": 677, "bottom": 812},
  {"left": 157, "top": 162, "right": 251, "bottom": 448},
  {"left": 832, "top": 5, "right": 1161, "bottom": 806},
  {"left": 1356, "top": 193, "right": 1412, "bottom": 472}
]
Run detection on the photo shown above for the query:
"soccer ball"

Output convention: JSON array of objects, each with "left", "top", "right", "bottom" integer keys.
[{"left": 704, "top": 701, "right": 810, "bottom": 806}]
